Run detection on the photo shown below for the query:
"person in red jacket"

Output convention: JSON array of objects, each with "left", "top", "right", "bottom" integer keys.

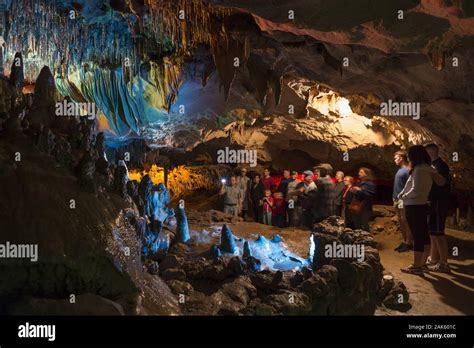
[{"left": 262, "top": 168, "right": 276, "bottom": 192}]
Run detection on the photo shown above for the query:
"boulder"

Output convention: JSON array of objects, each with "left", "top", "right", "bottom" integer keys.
[
  {"left": 202, "top": 263, "right": 233, "bottom": 281},
  {"left": 166, "top": 280, "right": 194, "bottom": 295},
  {"left": 220, "top": 276, "right": 257, "bottom": 306},
  {"left": 145, "top": 260, "right": 160, "bottom": 275},
  {"left": 161, "top": 268, "right": 186, "bottom": 281},
  {"left": 329, "top": 259, "right": 357, "bottom": 291},
  {"left": 264, "top": 290, "right": 312, "bottom": 315},
  {"left": 382, "top": 280, "right": 411, "bottom": 312},
  {"left": 159, "top": 254, "right": 184, "bottom": 271}
]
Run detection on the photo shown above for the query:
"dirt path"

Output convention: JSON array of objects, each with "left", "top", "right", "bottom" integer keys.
[{"left": 373, "top": 217, "right": 474, "bottom": 315}]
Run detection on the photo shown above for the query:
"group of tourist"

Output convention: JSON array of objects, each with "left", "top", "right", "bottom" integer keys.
[
  {"left": 220, "top": 142, "right": 452, "bottom": 276},
  {"left": 219, "top": 164, "right": 377, "bottom": 231},
  {"left": 393, "top": 144, "right": 451, "bottom": 275}
]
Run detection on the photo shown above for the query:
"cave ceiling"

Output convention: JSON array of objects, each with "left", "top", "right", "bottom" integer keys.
[{"left": 2, "top": 0, "right": 474, "bottom": 184}]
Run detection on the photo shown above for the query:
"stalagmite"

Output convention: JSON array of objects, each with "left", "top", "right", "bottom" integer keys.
[
  {"left": 271, "top": 234, "right": 282, "bottom": 243},
  {"left": 175, "top": 206, "right": 190, "bottom": 243},
  {"left": 27, "top": 66, "right": 59, "bottom": 126},
  {"left": 9, "top": 52, "right": 24, "bottom": 88},
  {"left": 209, "top": 244, "right": 222, "bottom": 259},
  {"left": 242, "top": 240, "right": 251, "bottom": 258},
  {"left": 219, "top": 224, "right": 236, "bottom": 254}
]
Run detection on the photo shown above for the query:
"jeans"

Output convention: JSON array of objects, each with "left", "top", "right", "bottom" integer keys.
[{"left": 262, "top": 212, "right": 272, "bottom": 226}]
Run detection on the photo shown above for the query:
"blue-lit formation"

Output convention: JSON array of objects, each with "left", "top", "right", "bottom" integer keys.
[{"left": 175, "top": 205, "right": 190, "bottom": 243}]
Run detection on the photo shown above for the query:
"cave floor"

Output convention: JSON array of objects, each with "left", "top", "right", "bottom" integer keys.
[
  {"left": 186, "top": 197, "right": 474, "bottom": 315},
  {"left": 373, "top": 216, "right": 474, "bottom": 316}
]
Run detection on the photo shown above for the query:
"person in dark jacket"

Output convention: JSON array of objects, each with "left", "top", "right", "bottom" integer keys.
[
  {"left": 334, "top": 170, "right": 345, "bottom": 216},
  {"left": 250, "top": 174, "right": 265, "bottom": 223},
  {"left": 289, "top": 182, "right": 306, "bottom": 227},
  {"left": 313, "top": 164, "right": 336, "bottom": 223},
  {"left": 277, "top": 169, "right": 292, "bottom": 198},
  {"left": 425, "top": 143, "right": 451, "bottom": 273},
  {"left": 350, "top": 167, "right": 376, "bottom": 231},
  {"left": 343, "top": 176, "right": 355, "bottom": 229}
]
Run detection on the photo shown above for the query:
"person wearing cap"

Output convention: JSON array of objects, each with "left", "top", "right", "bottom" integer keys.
[
  {"left": 313, "top": 163, "right": 336, "bottom": 223},
  {"left": 237, "top": 168, "right": 251, "bottom": 219},
  {"left": 303, "top": 170, "right": 317, "bottom": 193},
  {"left": 286, "top": 170, "right": 302, "bottom": 202}
]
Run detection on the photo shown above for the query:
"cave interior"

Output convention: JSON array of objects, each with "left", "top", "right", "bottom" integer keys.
[{"left": 0, "top": 0, "right": 473, "bottom": 316}]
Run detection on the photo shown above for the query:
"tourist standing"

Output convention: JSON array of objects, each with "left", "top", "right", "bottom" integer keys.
[
  {"left": 289, "top": 182, "right": 306, "bottom": 227},
  {"left": 301, "top": 170, "right": 317, "bottom": 228},
  {"left": 272, "top": 191, "right": 286, "bottom": 227},
  {"left": 286, "top": 170, "right": 302, "bottom": 226},
  {"left": 250, "top": 174, "right": 264, "bottom": 223},
  {"left": 343, "top": 176, "right": 355, "bottom": 229},
  {"left": 277, "top": 169, "right": 292, "bottom": 198},
  {"left": 262, "top": 168, "right": 276, "bottom": 193},
  {"left": 334, "top": 170, "right": 345, "bottom": 216},
  {"left": 313, "top": 164, "right": 336, "bottom": 223},
  {"left": 425, "top": 143, "right": 451, "bottom": 273},
  {"left": 286, "top": 170, "right": 302, "bottom": 202},
  {"left": 262, "top": 189, "right": 274, "bottom": 225},
  {"left": 237, "top": 168, "right": 251, "bottom": 219},
  {"left": 350, "top": 167, "right": 376, "bottom": 231},
  {"left": 303, "top": 170, "right": 317, "bottom": 193},
  {"left": 219, "top": 176, "right": 242, "bottom": 217},
  {"left": 398, "top": 145, "right": 446, "bottom": 275},
  {"left": 393, "top": 150, "right": 413, "bottom": 253}
]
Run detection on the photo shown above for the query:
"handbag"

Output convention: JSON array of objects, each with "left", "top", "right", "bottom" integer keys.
[{"left": 349, "top": 199, "right": 364, "bottom": 214}]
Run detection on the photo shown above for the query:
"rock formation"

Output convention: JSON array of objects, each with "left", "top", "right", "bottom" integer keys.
[
  {"left": 219, "top": 224, "right": 237, "bottom": 254},
  {"left": 174, "top": 206, "right": 190, "bottom": 243}
]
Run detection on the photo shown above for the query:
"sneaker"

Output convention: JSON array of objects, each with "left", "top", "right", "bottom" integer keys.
[
  {"left": 394, "top": 242, "right": 404, "bottom": 251},
  {"left": 426, "top": 256, "right": 438, "bottom": 266},
  {"left": 428, "top": 262, "right": 451, "bottom": 274},
  {"left": 401, "top": 264, "right": 425, "bottom": 275},
  {"left": 397, "top": 243, "right": 413, "bottom": 253}
]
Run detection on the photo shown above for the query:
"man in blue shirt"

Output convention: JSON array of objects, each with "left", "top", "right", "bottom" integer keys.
[{"left": 393, "top": 150, "right": 413, "bottom": 252}]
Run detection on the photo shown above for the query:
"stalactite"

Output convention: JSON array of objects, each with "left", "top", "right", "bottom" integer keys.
[
  {"left": 5, "top": 0, "right": 250, "bottom": 130},
  {"left": 428, "top": 50, "right": 446, "bottom": 71}
]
